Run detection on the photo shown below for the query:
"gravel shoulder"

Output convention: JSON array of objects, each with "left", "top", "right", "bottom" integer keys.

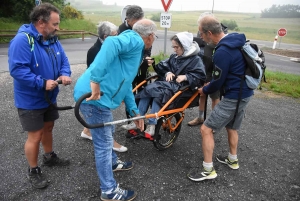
[{"left": 0, "top": 64, "right": 299, "bottom": 201}]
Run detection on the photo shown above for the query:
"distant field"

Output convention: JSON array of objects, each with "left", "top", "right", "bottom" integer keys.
[{"left": 84, "top": 10, "right": 300, "bottom": 44}]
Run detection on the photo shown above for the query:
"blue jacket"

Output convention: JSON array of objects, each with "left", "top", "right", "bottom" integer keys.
[
  {"left": 203, "top": 33, "right": 253, "bottom": 99},
  {"left": 8, "top": 23, "right": 71, "bottom": 109},
  {"left": 73, "top": 30, "right": 144, "bottom": 117}
]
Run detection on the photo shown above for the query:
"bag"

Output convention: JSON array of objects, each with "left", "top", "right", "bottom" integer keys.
[{"left": 240, "top": 42, "right": 267, "bottom": 89}]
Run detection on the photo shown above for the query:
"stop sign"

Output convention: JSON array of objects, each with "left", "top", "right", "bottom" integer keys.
[{"left": 278, "top": 28, "right": 287, "bottom": 37}]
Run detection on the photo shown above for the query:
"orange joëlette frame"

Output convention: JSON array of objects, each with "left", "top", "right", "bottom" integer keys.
[{"left": 133, "top": 75, "right": 200, "bottom": 132}]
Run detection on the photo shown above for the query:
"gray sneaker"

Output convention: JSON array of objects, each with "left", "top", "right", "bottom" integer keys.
[
  {"left": 28, "top": 167, "right": 48, "bottom": 189},
  {"left": 187, "top": 167, "right": 217, "bottom": 181},
  {"left": 216, "top": 155, "right": 239, "bottom": 169}
]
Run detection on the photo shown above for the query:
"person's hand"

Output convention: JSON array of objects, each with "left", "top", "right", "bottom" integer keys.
[
  {"left": 133, "top": 114, "right": 144, "bottom": 131},
  {"left": 86, "top": 82, "right": 101, "bottom": 101},
  {"left": 145, "top": 57, "right": 154, "bottom": 66},
  {"left": 45, "top": 80, "right": 59, "bottom": 91},
  {"left": 166, "top": 73, "right": 175, "bottom": 82},
  {"left": 198, "top": 87, "right": 205, "bottom": 96},
  {"left": 176, "top": 75, "right": 187, "bottom": 83},
  {"left": 58, "top": 76, "right": 72, "bottom": 86}
]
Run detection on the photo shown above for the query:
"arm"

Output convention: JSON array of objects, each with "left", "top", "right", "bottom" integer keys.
[
  {"left": 153, "top": 55, "right": 174, "bottom": 79},
  {"left": 202, "top": 50, "right": 231, "bottom": 95},
  {"left": 124, "top": 87, "right": 139, "bottom": 117},
  {"left": 183, "top": 56, "right": 206, "bottom": 89},
  {"left": 123, "top": 87, "right": 144, "bottom": 131},
  {"left": 89, "top": 38, "right": 117, "bottom": 83},
  {"left": 9, "top": 34, "right": 45, "bottom": 90}
]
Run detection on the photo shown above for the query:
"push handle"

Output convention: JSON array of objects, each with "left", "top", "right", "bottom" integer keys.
[{"left": 74, "top": 92, "right": 105, "bottom": 128}]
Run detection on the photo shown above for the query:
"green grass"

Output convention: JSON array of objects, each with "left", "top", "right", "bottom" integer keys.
[{"left": 262, "top": 70, "right": 300, "bottom": 98}]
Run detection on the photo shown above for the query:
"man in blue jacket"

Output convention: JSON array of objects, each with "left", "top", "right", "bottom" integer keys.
[
  {"left": 187, "top": 15, "right": 253, "bottom": 181},
  {"left": 8, "top": 3, "right": 71, "bottom": 189},
  {"left": 73, "top": 19, "right": 157, "bottom": 201}
]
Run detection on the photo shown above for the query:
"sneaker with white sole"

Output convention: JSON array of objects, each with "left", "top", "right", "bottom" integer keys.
[
  {"left": 144, "top": 125, "right": 155, "bottom": 136},
  {"left": 112, "top": 159, "right": 133, "bottom": 172},
  {"left": 121, "top": 122, "right": 137, "bottom": 130},
  {"left": 101, "top": 184, "right": 136, "bottom": 201},
  {"left": 81, "top": 132, "right": 92, "bottom": 140},
  {"left": 216, "top": 155, "right": 239, "bottom": 169},
  {"left": 113, "top": 145, "right": 128, "bottom": 153},
  {"left": 187, "top": 167, "right": 217, "bottom": 181}
]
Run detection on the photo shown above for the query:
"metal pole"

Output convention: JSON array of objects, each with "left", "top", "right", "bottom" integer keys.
[
  {"left": 279, "top": 37, "right": 282, "bottom": 48},
  {"left": 164, "top": 28, "right": 167, "bottom": 55}
]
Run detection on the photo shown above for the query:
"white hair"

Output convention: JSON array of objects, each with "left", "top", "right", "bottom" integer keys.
[{"left": 97, "top": 21, "right": 118, "bottom": 40}]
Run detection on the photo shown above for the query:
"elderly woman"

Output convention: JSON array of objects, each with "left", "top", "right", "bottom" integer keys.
[{"left": 122, "top": 32, "right": 206, "bottom": 136}]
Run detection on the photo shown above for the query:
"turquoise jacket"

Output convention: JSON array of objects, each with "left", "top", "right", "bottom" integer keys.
[{"left": 73, "top": 30, "right": 144, "bottom": 116}]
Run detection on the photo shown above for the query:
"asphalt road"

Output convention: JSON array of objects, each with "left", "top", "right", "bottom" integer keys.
[
  {"left": 0, "top": 64, "right": 299, "bottom": 201},
  {"left": 0, "top": 30, "right": 300, "bottom": 74}
]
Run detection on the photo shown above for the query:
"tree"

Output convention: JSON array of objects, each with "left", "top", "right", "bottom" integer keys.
[
  {"left": 261, "top": 4, "right": 300, "bottom": 18},
  {"left": 0, "top": 0, "right": 77, "bottom": 22}
]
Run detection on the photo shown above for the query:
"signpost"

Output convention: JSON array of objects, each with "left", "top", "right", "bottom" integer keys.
[
  {"left": 160, "top": 13, "right": 172, "bottom": 28},
  {"left": 277, "top": 28, "right": 287, "bottom": 48},
  {"left": 277, "top": 28, "right": 287, "bottom": 37},
  {"left": 35, "top": 0, "right": 41, "bottom": 6},
  {"left": 160, "top": 0, "right": 173, "bottom": 54}
]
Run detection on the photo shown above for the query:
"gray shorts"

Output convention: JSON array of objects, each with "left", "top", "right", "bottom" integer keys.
[
  {"left": 204, "top": 97, "right": 251, "bottom": 131},
  {"left": 17, "top": 104, "right": 59, "bottom": 132}
]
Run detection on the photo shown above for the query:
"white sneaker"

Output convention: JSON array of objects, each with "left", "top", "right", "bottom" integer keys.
[
  {"left": 144, "top": 125, "right": 155, "bottom": 136},
  {"left": 113, "top": 145, "right": 128, "bottom": 153},
  {"left": 81, "top": 132, "right": 92, "bottom": 140},
  {"left": 121, "top": 121, "right": 137, "bottom": 130}
]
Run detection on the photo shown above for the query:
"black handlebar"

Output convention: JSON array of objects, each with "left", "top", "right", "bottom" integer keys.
[
  {"left": 74, "top": 92, "right": 105, "bottom": 128},
  {"left": 45, "top": 80, "right": 103, "bottom": 113}
]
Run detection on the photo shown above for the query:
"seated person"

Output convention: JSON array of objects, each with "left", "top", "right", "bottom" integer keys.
[{"left": 122, "top": 32, "right": 206, "bottom": 136}]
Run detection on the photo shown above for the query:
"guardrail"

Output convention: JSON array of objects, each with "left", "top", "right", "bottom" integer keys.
[{"left": 0, "top": 30, "right": 98, "bottom": 41}]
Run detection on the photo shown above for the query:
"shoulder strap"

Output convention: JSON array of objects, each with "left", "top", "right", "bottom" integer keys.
[
  {"left": 22, "top": 32, "right": 38, "bottom": 67},
  {"left": 22, "top": 32, "right": 34, "bottom": 52}
]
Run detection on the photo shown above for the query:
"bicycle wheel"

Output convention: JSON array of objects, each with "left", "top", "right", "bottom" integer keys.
[{"left": 153, "top": 113, "right": 182, "bottom": 150}]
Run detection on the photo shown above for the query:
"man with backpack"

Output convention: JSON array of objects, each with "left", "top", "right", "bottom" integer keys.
[
  {"left": 188, "top": 19, "right": 228, "bottom": 126},
  {"left": 8, "top": 3, "right": 71, "bottom": 189},
  {"left": 187, "top": 14, "right": 253, "bottom": 181}
]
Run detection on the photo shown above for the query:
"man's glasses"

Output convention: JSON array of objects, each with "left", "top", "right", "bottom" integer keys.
[
  {"left": 198, "top": 30, "right": 207, "bottom": 37},
  {"left": 150, "top": 33, "right": 158, "bottom": 40}
]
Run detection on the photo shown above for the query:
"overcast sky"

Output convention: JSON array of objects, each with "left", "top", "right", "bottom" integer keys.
[{"left": 101, "top": 0, "right": 300, "bottom": 13}]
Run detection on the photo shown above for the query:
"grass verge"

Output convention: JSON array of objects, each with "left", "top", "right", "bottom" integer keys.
[{"left": 261, "top": 70, "right": 300, "bottom": 98}]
